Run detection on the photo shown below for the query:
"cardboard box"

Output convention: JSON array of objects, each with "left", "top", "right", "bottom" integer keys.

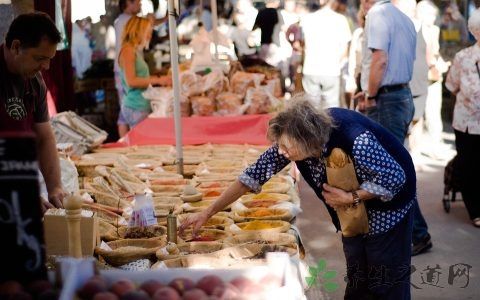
[{"left": 43, "top": 210, "right": 99, "bottom": 256}]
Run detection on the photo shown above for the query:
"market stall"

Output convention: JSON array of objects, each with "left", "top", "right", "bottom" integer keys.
[
  {"left": 44, "top": 142, "right": 308, "bottom": 300},
  {"left": 0, "top": 108, "right": 311, "bottom": 300}
]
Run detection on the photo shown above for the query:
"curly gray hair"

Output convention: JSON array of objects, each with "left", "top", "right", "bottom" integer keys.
[{"left": 267, "top": 96, "right": 334, "bottom": 158}]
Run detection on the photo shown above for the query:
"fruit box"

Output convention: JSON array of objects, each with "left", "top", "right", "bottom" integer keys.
[{"left": 59, "top": 254, "right": 305, "bottom": 300}]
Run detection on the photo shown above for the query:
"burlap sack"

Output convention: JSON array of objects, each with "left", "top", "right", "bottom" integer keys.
[{"left": 326, "top": 148, "right": 369, "bottom": 237}]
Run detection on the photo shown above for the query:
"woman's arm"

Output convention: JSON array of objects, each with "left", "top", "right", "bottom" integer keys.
[
  {"left": 323, "top": 131, "right": 406, "bottom": 208},
  {"left": 179, "top": 180, "right": 250, "bottom": 234},
  {"left": 353, "top": 131, "right": 406, "bottom": 201},
  {"left": 119, "top": 46, "right": 169, "bottom": 88},
  {"left": 322, "top": 183, "right": 376, "bottom": 209},
  {"left": 179, "top": 145, "right": 291, "bottom": 234},
  {"left": 445, "top": 52, "right": 461, "bottom": 95}
]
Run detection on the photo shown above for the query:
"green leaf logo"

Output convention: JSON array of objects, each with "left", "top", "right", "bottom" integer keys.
[
  {"left": 323, "top": 270, "right": 337, "bottom": 280},
  {"left": 308, "top": 266, "right": 319, "bottom": 277},
  {"left": 324, "top": 281, "right": 339, "bottom": 293},
  {"left": 317, "top": 259, "right": 327, "bottom": 272},
  {"left": 305, "top": 259, "right": 339, "bottom": 293},
  {"left": 306, "top": 276, "right": 316, "bottom": 288}
]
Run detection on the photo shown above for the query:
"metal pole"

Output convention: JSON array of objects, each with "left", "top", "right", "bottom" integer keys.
[
  {"left": 211, "top": 0, "right": 219, "bottom": 62},
  {"left": 167, "top": 0, "right": 184, "bottom": 175}
]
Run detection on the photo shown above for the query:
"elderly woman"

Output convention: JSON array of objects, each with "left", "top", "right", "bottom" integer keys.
[
  {"left": 445, "top": 9, "right": 480, "bottom": 228},
  {"left": 181, "top": 99, "right": 416, "bottom": 299}
]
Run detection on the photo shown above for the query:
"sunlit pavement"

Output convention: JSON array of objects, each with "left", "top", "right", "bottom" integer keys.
[{"left": 298, "top": 137, "right": 480, "bottom": 300}]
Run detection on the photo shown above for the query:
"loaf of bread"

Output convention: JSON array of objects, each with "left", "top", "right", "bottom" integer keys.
[{"left": 327, "top": 148, "right": 349, "bottom": 169}]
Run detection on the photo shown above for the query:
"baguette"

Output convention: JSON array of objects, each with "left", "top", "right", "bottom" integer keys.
[{"left": 327, "top": 148, "right": 349, "bottom": 168}]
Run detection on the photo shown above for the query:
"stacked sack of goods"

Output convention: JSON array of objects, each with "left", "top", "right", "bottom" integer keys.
[{"left": 143, "top": 63, "right": 283, "bottom": 117}]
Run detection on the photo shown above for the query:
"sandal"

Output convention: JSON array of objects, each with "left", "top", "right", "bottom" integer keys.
[{"left": 473, "top": 218, "right": 480, "bottom": 228}]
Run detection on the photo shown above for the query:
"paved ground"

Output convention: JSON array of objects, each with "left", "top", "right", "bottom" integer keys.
[{"left": 297, "top": 134, "right": 480, "bottom": 300}]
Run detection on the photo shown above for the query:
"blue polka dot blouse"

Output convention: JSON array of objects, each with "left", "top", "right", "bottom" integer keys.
[{"left": 239, "top": 131, "right": 414, "bottom": 235}]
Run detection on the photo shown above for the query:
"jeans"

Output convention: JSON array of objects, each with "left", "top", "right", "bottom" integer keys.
[
  {"left": 120, "top": 105, "right": 150, "bottom": 128},
  {"left": 366, "top": 88, "right": 429, "bottom": 242},
  {"left": 365, "top": 88, "right": 414, "bottom": 143},
  {"left": 412, "top": 199, "right": 429, "bottom": 244},
  {"left": 343, "top": 209, "right": 413, "bottom": 300}
]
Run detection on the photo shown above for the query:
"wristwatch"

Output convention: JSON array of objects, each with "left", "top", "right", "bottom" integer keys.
[
  {"left": 351, "top": 191, "right": 361, "bottom": 206},
  {"left": 366, "top": 93, "right": 377, "bottom": 101}
]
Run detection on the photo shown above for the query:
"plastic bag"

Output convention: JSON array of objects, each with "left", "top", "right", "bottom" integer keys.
[
  {"left": 180, "top": 71, "right": 203, "bottom": 96},
  {"left": 244, "top": 81, "right": 281, "bottom": 114},
  {"left": 230, "top": 71, "right": 265, "bottom": 98},
  {"left": 60, "top": 158, "right": 79, "bottom": 194},
  {"left": 191, "top": 95, "right": 216, "bottom": 116},
  {"left": 144, "top": 86, "right": 190, "bottom": 117},
  {"left": 266, "top": 78, "right": 283, "bottom": 98},
  {"left": 215, "top": 92, "right": 247, "bottom": 116},
  {"left": 201, "top": 70, "right": 229, "bottom": 99},
  {"left": 128, "top": 193, "right": 157, "bottom": 227},
  {"left": 39, "top": 157, "right": 79, "bottom": 200}
]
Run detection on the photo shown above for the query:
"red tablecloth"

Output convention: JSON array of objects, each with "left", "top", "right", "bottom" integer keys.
[{"left": 104, "top": 114, "right": 272, "bottom": 147}]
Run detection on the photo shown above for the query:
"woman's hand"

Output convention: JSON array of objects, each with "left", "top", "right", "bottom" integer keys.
[
  {"left": 178, "top": 210, "right": 210, "bottom": 237},
  {"left": 322, "top": 183, "right": 353, "bottom": 209},
  {"left": 152, "top": 75, "right": 172, "bottom": 86}
]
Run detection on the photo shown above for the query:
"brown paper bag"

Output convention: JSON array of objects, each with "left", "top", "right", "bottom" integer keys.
[{"left": 326, "top": 148, "right": 369, "bottom": 237}]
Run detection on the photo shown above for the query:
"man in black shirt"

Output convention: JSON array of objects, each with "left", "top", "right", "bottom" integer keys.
[
  {"left": 253, "top": 0, "right": 283, "bottom": 65},
  {"left": 253, "top": 0, "right": 279, "bottom": 45},
  {"left": 1, "top": 13, "right": 65, "bottom": 211}
]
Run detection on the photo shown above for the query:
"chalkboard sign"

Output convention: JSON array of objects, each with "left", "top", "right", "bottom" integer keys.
[{"left": 0, "top": 134, "right": 47, "bottom": 284}]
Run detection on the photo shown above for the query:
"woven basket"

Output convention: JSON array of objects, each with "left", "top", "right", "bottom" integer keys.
[
  {"left": 87, "top": 190, "right": 131, "bottom": 209},
  {"left": 156, "top": 241, "right": 224, "bottom": 260},
  {"left": 162, "top": 165, "right": 197, "bottom": 176},
  {"left": 95, "top": 238, "right": 166, "bottom": 266},
  {"left": 241, "top": 199, "right": 287, "bottom": 209},
  {"left": 182, "top": 200, "right": 215, "bottom": 213},
  {"left": 152, "top": 196, "right": 183, "bottom": 205},
  {"left": 231, "top": 208, "right": 293, "bottom": 222},
  {"left": 229, "top": 220, "right": 291, "bottom": 235},
  {"left": 179, "top": 228, "right": 230, "bottom": 242},
  {"left": 177, "top": 214, "right": 234, "bottom": 230},
  {"left": 200, "top": 160, "right": 244, "bottom": 168},
  {"left": 192, "top": 175, "right": 238, "bottom": 183},
  {"left": 154, "top": 203, "right": 183, "bottom": 218},
  {"left": 260, "top": 182, "right": 291, "bottom": 194},
  {"left": 150, "top": 185, "right": 184, "bottom": 193},
  {"left": 240, "top": 193, "right": 291, "bottom": 203},
  {"left": 104, "top": 225, "right": 167, "bottom": 241},
  {"left": 98, "top": 219, "right": 117, "bottom": 240},
  {"left": 223, "top": 232, "right": 297, "bottom": 247},
  {"left": 195, "top": 167, "right": 243, "bottom": 176},
  {"left": 256, "top": 243, "right": 299, "bottom": 257},
  {"left": 197, "top": 188, "right": 226, "bottom": 198},
  {"left": 125, "top": 153, "right": 164, "bottom": 161}
]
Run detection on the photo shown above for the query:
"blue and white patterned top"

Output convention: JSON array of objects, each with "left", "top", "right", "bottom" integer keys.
[{"left": 239, "top": 131, "right": 414, "bottom": 236}]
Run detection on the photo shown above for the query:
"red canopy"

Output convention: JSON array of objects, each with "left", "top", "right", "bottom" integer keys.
[{"left": 104, "top": 115, "right": 272, "bottom": 147}]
